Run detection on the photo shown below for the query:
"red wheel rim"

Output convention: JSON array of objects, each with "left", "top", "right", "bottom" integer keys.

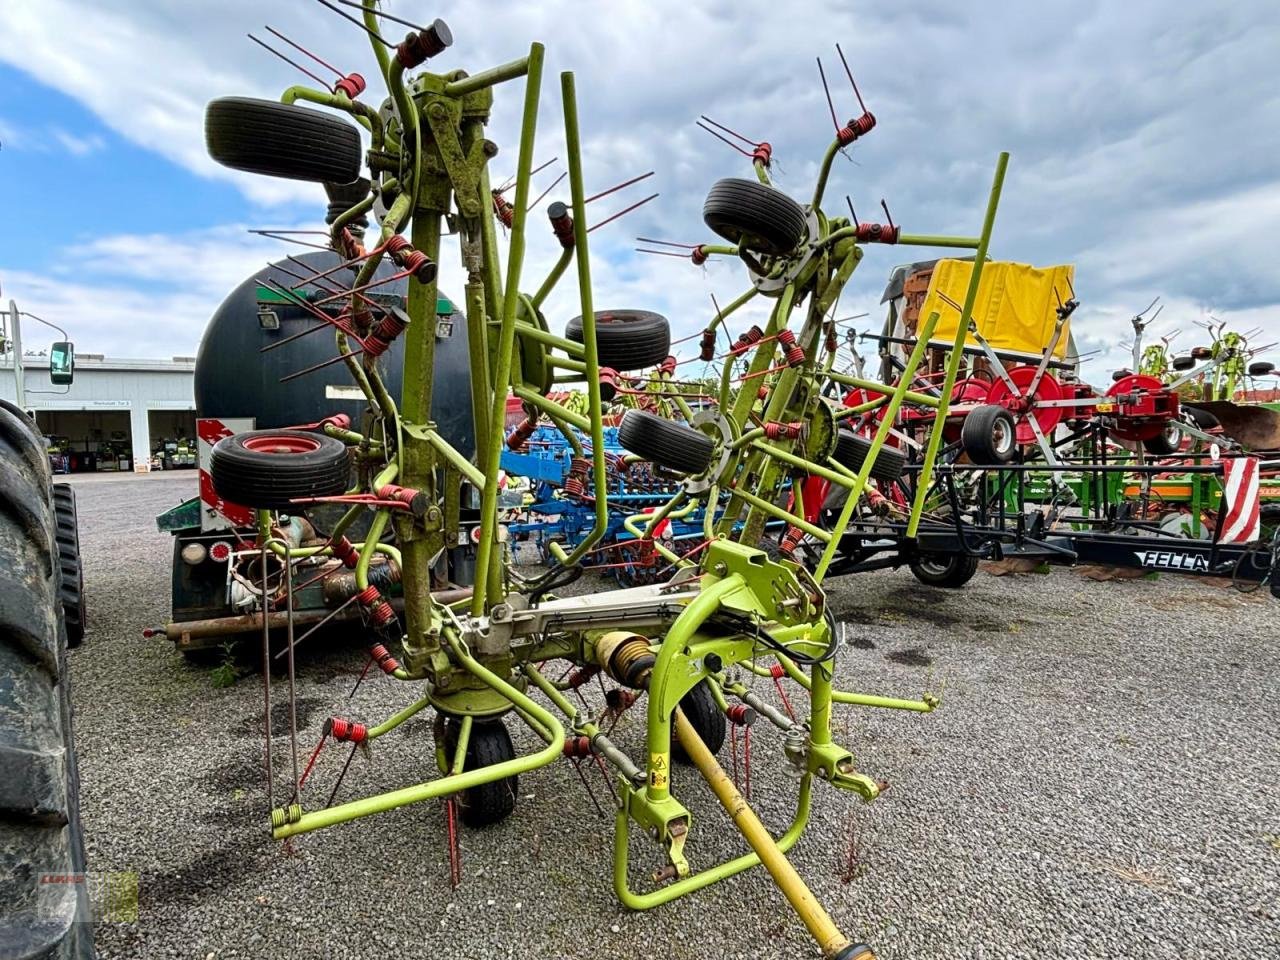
[
  {"left": 243, "top": 434, "right": 321, "bottom": 455},
  {"left": 984, "top": 365, "right": 1064, "bottom": 444},
  {"left": 1105, "top": 373, "right": 1168, "bottom": 441}
]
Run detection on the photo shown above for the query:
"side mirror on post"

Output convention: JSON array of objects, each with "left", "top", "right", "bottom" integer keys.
[{"left": 50, "top": 341, "right": 74, "bottom": 385}]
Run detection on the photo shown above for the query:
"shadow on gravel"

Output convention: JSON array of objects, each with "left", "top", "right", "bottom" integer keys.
[
  {"left": 234, "top": 697, "right": 326, "bottom": 738},
  {"left": 885, "top": 647, "right": 933, "bottom": 667}
]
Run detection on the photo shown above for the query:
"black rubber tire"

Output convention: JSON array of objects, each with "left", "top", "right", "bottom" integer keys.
[
  {"left": 565, "top": 309, "right": 671, "bottom": 372},
  {"left": 671, "top": 681, "right": 726, "bottom": 765},
  {"left": 830, "top": 431, "right": 907, "bottom": 482},
  {"left": 444, "top": 719, "right": 518, "bottom": 828},
  {"left": 1171, "top": 355, "right": 1195, "bottom": 372},
  {"left": 1190, "top": 346, "right": 1213, "bottom": 360},
  {"left": 0, "top": 399, "right": 51, "bottom": 503},
  {"left": 618, "top": 410, "right": 714, "bottom": 475},
  {"left": 702, "top": 178, "right": 808, "bottom": 256},
  {"left": 1249, "top": 360, "right": 1276, "bottom": 377},
  {"left": 210, "top": 429, "right": 351, "bottom": 511},
  {"left": 0, "top": 407, "right": 96, "bottom": 959},
  {"left": 909, "top": 552, "right": 979, "bottom": 588},
  {"left": 961, "top": 405, "right": 1018, "bottom": 464},
  {"left": 1185, "top": 406, "right": 1219, "bottom": 430},
  {"left": 1143, "top": 420, "right": 1183, "bottom": 456},
  {"left": 1111, "top": 368, "right": 1131, "bottom": 382},
  {"left": 205, "top": 96, "right": 362, "bottom": 184},
  {"left": 53, "top": 485, "right": 86, "bottom": 648}
]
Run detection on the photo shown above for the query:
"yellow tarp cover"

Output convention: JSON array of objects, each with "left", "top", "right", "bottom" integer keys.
[{"left": 922, "top": 260, "right": 1075, "bottom": 359}]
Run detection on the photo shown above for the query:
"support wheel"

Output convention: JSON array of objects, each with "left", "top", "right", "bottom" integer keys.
[
  {"left": 1249, "top": 360, "right": 1276, "bottom": 377},
  {"left": 618, "top": 410, "right": 714, "bottom": 475},
  {"left": 830, "top": 431, "right": 906, "bottom": 482},
  {"left": 702, "top": 178, "right": 809, "bottom": 256},
  {"left": 210, "top": 429, "right": 351, "bottom": 511},
  {"left": 1142, "top": 420, "right": 1183, "bottom": 456},
  {"left": 445, "top": 719, "right": 519, "bottom": 828},
  {"left": 960, "top": 405, "right": 1017, "bottom": 464},
  {"left": 671, "top": 681, "right": 726, "bottom": 764},
  {"left": 908, "top": 552, "right": 979, "bottom": 588},
  {"left": 565, "top": 309, "right": 671, "bottom": 371},
  {"left": 1171, "top": 355, "right": 1195, "bottom": 372},
  {"left": 205, "top": 96, "right": 363, "bottom": 184},
  {"left": 53, "top": 484, "right": 86, "bottom": 647}
]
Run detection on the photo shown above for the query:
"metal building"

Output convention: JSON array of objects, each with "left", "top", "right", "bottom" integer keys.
[{"left": 0, "top": 353, "right": 195, "bottom": 473}]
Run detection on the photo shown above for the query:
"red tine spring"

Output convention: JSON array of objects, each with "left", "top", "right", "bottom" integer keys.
[
  {"left": 777, "top": 329, "right": 806, "bottom": 366},
  {"left": 757, "top": 386, "right": 770, "bottom": 401},
  {"left": 563, "top": 456, "right": 591, "bottom": 498},
  {"left": 362, "top": 310, "right": 408, "bottom": 358},
  {"left": 836, "top": 111, "right": 876, "bottom": 146},
  {"left": 324, "top": 717, "right": 368, "bottom": 744},
  {"left": 376, "top": 484, "right": 427, "bottom": 514},
  {"left": 769, "top": 663, "right": 786, "bottom": 680},
  {"left": 563, "top": 735, "right": 593, "bottom": 759},
  {"left": 506, "top": 416, "right": 538, "bottom": 451},
  {"left": 599, "top": 367, "right": 621, "bottom": 402},
  {"left": 548, "top": 202, "right": 575, "bottom": 249},
  {"left": 395, "top": 24, "right": 450, "bottom": 69},
  {"left": 492, "top": 191, "right": 515, "bottom": 228},
  {"left": 735, "top": 325, "right": 765, "bottom": 353},
  {"left": 331, "top": 535, "right": 360, "bottom": 569},
  {"left": 658, "top": 356, "right": 677, "bottom": 377},
  {"left": 359, "top": 587, "right": 397, "bottom": 629},
  {"left": 855, "top": 221, "right": 900, "bottom": 244},
  {"left": 726, "top": 704, "right": 756, "bottom": 726},
  {"left": 752, "top": 142, "right": 773, "bottom": 166},
  {"left": 565, "top": 665, "right": 600, "bottom": 689},
  {"left": 699, "top": 329, "right": 716, "bottom": 361},
  {"left": 690, "top": 245, "right": 709, "bottom": 266},
  {"left": 334, "top": 72, "right": 366, "bottom": 98},
  {"left": 385, "top": 235, "right": 437, "bottom": 279},
  {"left": 778, "top": 525, "right": 805, "bottom": 557},
  {"left": 606, "top": 688, "right": 638, "bottom": 712},
  {"left": 370, "top": 643, "right": 400, "bottom": 674},
  {"left": 764, "top": 421, "right": 805, "bottom": 441}
]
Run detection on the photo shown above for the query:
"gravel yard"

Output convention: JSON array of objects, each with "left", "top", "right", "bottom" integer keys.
[{"left": 66, "top": 472, "right": 1278, "bottom": 959}]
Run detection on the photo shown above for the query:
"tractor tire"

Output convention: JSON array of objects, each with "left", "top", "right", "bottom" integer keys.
[
  {"left": 53, "top": 485, "right": 86, "bottom": 648},
  {"left": 961, "top": 405, "right": 1018, "bottom": 464},
  {"left": 671, "top": 681, "right": 726, "bottom": 765},
  {"left": 1142, "top": 420, "right": 1183, "bottom": 456},
  {"left": 0, "top": 399, "right": 52, "bottom": 499},
  {"left": 444, "top": 719, "right": 518, "bottom": 828},
  {"left": 618, "top": 410, "right": 714, "bottom": 475},
  {"left": 1171, "top": 355, "right": 1195, "bottom": 372},
  {"left": 831, "top": 431, "right": 906, "bottom": 482},
  {"left": 205, "top": 96, "right": 362, "bottom": 184},
  {"left": 909, "top": 552, "right": 979, "bottom": 588},
  {"left": 0, "top": 407, "right": 96, "bottom": 960},
  {"left": 702, "top": 178, "right": 809, "bottom": 256},
  {"left": 1249, "top": 360, "right": 1276, "bottom": 377},
  {"left": 565, "top": 309, "right": 671, "bottom": 371},
  {"left": 210, "top": 429, "right": 351, "bottom": 511}
]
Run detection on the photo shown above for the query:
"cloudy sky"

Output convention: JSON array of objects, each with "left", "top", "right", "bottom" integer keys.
[{"left": 0, "top": 0, "right": 1276, "bottom": 378}]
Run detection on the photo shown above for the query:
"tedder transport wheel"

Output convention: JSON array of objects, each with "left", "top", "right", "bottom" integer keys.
[
  {"left": 53, "top": 484, "right": 86, "bottom": 648},
  {"left": 1142, "top": 420, "right": 1184, "bottom": 456},
  {"left": 909, "top": 552, "right": 979, "bottom": 589},
  {"left": 564, "top": 309, "right": 671, "bottom": 371},
  {"left": 205, "top": 97, "right": 362, "bottom": 184},
  {"left": 618, "top": 410, "right": 714, "bottom": 475},
  {"left": 1171, "top": 355, "right": 1195, "bottom": 372},
  {"left": 0, "top": 405, "right": 96, "bottom": 959},
  {"left": 702, "top": 178, "right": 809, "bottom": 256},
  {"left": 671, "top": 680, "right": 727, "bottom": 765},
  {"left": 831, "top": 431, "right": 907, "bottom": 482},
  {"left": 961, "top": 405, "right": 1018, "bottom": 464},
  {"left": 210, "top": 429, "right": 351, "bottom": 511},
  {"left": 1250, "top": 361, "right": 1276, "bottom": 377},
  {"left": 445, "top": 719, "right": 518, "bottom": 828}
]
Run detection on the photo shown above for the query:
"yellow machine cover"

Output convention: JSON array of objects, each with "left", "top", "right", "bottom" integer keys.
[{"left": 922, "top": 260, "right": 1075, "bottom": 358}]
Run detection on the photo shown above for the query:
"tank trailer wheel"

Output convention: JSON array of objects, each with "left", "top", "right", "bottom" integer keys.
[
  {"left": 909, "top": 552, "right": 979, "bottom": 588},
  {"left": 831, "top": 430, "right": 907, "bottom": 483},
  {"left": 670, "top": 680, "right": 727, "bottom": 765},
  {"left": 702, "top": 177, "right": 809, "bottom": 256},
  {"left": 210, "top": 429, "right": 351, "bottom": 511},
  {"left": 205, "top": 96, "right": 363, "bottom": 184},
  {"left": 960, "top": 405, "right": 1018, "bottom": 464},
  {"left": 564, "top": 309, "right": 672, "bottom": 371},
  {"left": 53, "top": 484, "right": 86, "bottom": 647},
  {"left": 618, "top": 410, "right": 715, "bottom": 475},
  {"left": 444, "top": 719, "right": 519, "bottom": 828}
]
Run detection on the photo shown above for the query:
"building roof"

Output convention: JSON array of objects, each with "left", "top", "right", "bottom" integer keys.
[{"left": 8, "top": 355, "right": 195, "bottom": 373}]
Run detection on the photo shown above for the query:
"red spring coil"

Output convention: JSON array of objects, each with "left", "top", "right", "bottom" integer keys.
[
  {"left": 855, "top": 221, "right": 900, "bottom": 245},
  {"left": 396, "top": 27, "right": 448, "bottom": 69},
  {"left": 726, "top": 704, "right": 756, "bottom": 726},
  {"left": 777, "top": 329, "right": 806, "bottom": 366},
  {"left": 658, "top": 355, "right": 677, "bottom": 377},
  {"left": 690, "top": 245, "right": 709, "bottom": 266},
  {"left": 569, "top": 456, "right": 591, "bottom": 477},
  {"left": 363, "top": 310, "right": 408, "bottom": 358},
  {"left": 778, "top": 525, "right": 805, "bottom": 557},
  {"left": 752, "top": 142, "right": 773, "bottom": 166},
  {"left": 331, "top": 536, "right": 360, "bottom": 569},
  {"left": 563, "top": 735, "right": 593, "bottom": 759},
  {"left": 377, "top": 484, "right": 425, "bottom": 513},
  {"left": 836, "top": 111, "right": 876, "bottom": 145},
  {"left": 325, "top": 717, "right": 368, "bottom": 744},
  {"left": 334, "top": 73, "right": 366, "bottom": 98},
  {"left": 826, "top": 325, "right": 838, "bottom": 356},
  {"left": 735, "top": 325, "right": 765, "bottom": 353},
  {"left": 769, "top": 662, "right": 786, "bottom": 680},
  {"left": 492, "top": 191, "right": 515, "bottom": 228},
  {"left": 385, "top": 235, "right": 410, "bottom": 256},
  {"left": 699, "top": 329, "right": 716, "bottom": 362},
  {"left": 370, "top": 643, "right": 400, "bottom": 674},
  {"left": 606, "top": 688, "right": 638, "bottom": 712},
  {"left": 599, "top": 367, "right": 621, "bottom": 402},
  {"left": 356, "top": 585, "right": 381, "bottom": 607},
  {"left": 764, "top": 421, "right": 804, "bottom": 440},
  {"left": 386, "top": 235, "right": 437, "bottom": 279},
  {"left": 506, "top": 416, "right": 537, "bottom": 451},
  {"left": 566, "top": 664, "right": 600, "bottom": 688},
  {"left": 563, "top": 474, "right": 585, "bottom": 498},
  {"left": 549, "top": 204, "right": 575, "bottom": 249}
]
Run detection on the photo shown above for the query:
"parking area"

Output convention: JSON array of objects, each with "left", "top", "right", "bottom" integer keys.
[{"left": 66, "top": 473, "right": 1278, "bottom": 959}]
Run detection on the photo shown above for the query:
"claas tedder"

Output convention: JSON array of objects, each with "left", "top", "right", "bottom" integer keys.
[{"left": 202, "top": 5, "right": 1016, "bottom": 955}]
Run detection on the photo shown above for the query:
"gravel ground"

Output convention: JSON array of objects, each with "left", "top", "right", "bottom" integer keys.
[{"left": 64, "top": 472, "right": 1278, "bottom": 959}]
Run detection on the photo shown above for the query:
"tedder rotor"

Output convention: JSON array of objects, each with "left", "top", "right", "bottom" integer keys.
[{"left": 202, "top": 7, "right": 1014, "bottom": 956}]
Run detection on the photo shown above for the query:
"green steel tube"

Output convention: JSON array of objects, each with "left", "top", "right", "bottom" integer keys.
[
  {"left": 471, "top": 42, "right": 545, "bottom": 616},
  {"left": 512, "top": 321, "right": 586, "bottom": 356},
  {"left": 545, "top": 411, "right": 584, "bottom": 457},
  {"left": 533, "top": 247, "right": 574, "bottom": 307},
  {"left": 477, "top": 163, "right": 507, "bottom": 353},
  {"left": 906, "top": 153, "right": 1008, "bottom": 538},
  {"left": 750, "top": 440, "right": 861, "bottom": 490},
  {"left": 825, "top": 371, "right": 940, "bottom": 408},
  {"left": 705, "top": 286, "right": 757, "bottom": 334},
  {"left": 361, "top": 0, "right": 391, "bottom": 79},
  {"left": 355, "top": 509, "right": 391, "bottom": 591},
  {"left": 811, "top": 138, "right": 842, "bottom": 209},
  {"left": 614, "top": 775, "right": 813, "bottom": 909},
  {"left": 443, "top": 56, "right": 532, "bottom": 97},
  {"left": 280, "top": 86, "right": 372, "bottom": 132},
  {"left": 730, "top": 487, "right": 831, "bottom": 542},
  {"left": 645, "top": 574, "right": 745, "bottom": 803},
  {"left": 895, "top": 233, "right": 981, "bottom": 249},
  {"left": 513, "top": 386, "right": 590, "bottom": 430},
  {"left": 366, "top": 694, "right": 434, "bottom": 740},
  {"left": 423, "top": 429, "right": 487, "bottom": 488},
  {"left": 753, "top": 158, "right": 772, "bottom": 186}
]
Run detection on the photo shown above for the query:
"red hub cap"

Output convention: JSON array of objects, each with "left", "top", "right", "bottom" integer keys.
[{"left": 243, "top": 434, "right": 321, "bottom": 455}]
